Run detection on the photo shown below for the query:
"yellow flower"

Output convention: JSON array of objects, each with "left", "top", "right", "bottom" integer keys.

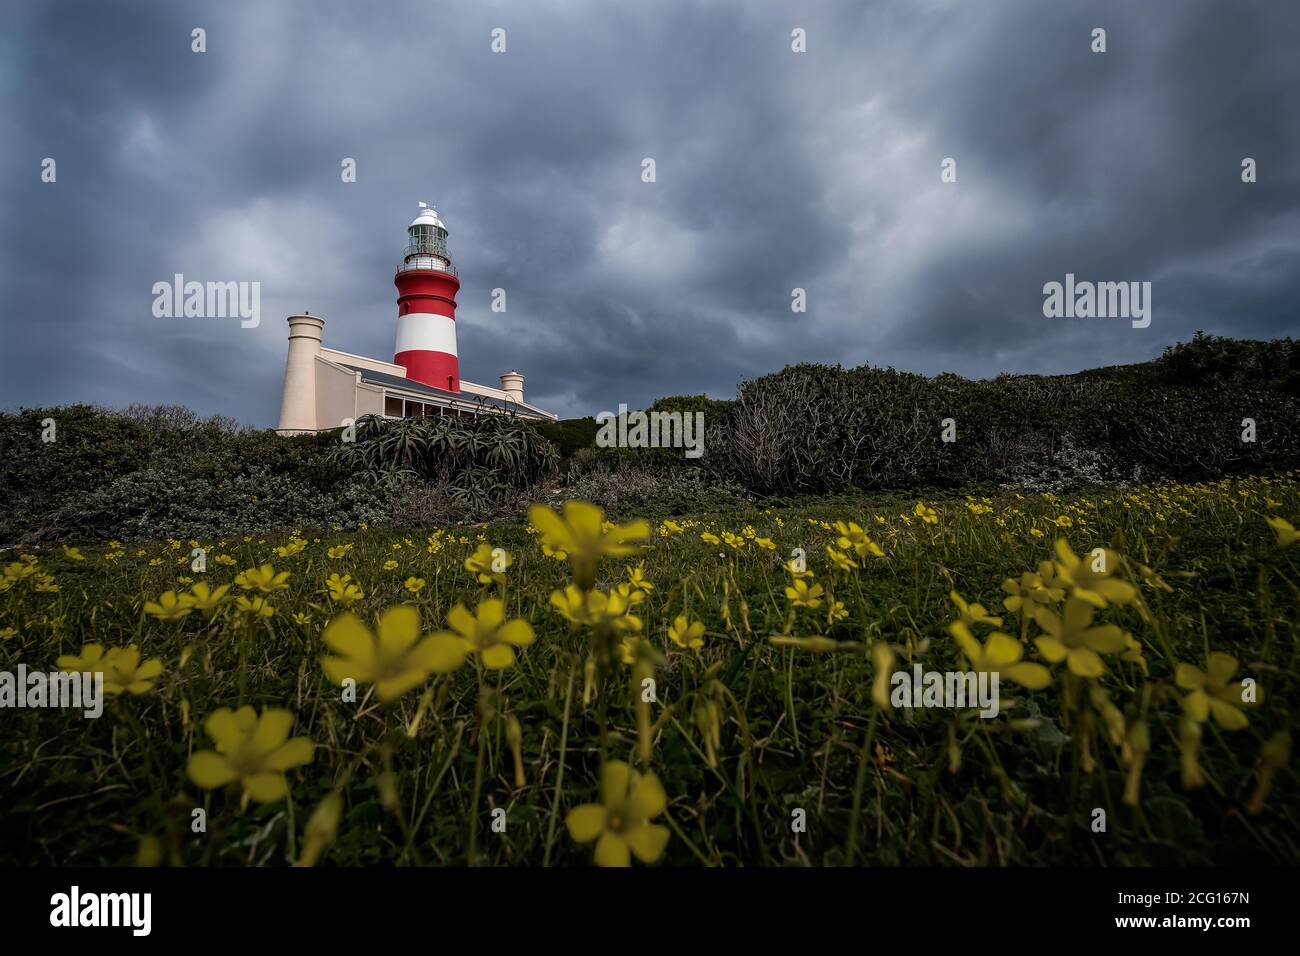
[
  {"left": 1051, "top": 539, "right": 1136, "bottom": 608},
  {"left": 322, "top": 605, "right": 459, "bottom": 700},
  {"left": 614, "top": 581, "right": 647, "bottom": 607},
  {"left": 0, "top": 627, "right": 18, "bottom": 640},
  {"left": 950, "top": 622, "right": 1051, "bottom": 689},
  {"left": 1266, "top": 516, "right": 1297, "bottom": 549},
  {"left": 914, "top": 503, "right": 938, "bottom": 524},
  {"left": 235, "top": 595, "right": 275, "bottom": 619},
  {"left": 1001, "top": 572, "right": 1062, "bottom": 613},
  {"left": 826, "top": 547, "right": 858, "bottom": 572},
  {"left": 430, "top": 599, "right": 536, "bottom": 671},
  {"left": 1175, "top": 653, "right": 1259, "bottom": 730},
  {"left": 620, "top": 635, "right": 644, "bottom": 664},
  {"left": 187, "top": 582, "right": 231, "bottom": 619},
  {"left": 949, "top": 590, "right": 1003, "bottom": 629},
  {"left": 721, "top": 530, "right": 747, "bottom": 550},
  {"left": 625, "top": 563, "right": 655, "bottom": 594},
  {"left": 1054, "top": 515, "right": 1073, "bottom": 528},
  {"left": 274, "top": 537, "right": 307, "bottom": 558},
  {"left": 214, "top": 554, "right": 236, "bottom": 566},
  {"left": 403, "top": 576, "right": 426, "bottom": 595},
  {"left": 785, "top": 578, "right": 824, "bottom": 609},
  {"left": 383, "top": 560, "right": 399, "bottom": 571},
  {"left": 292, "top": 612, "right": 312, "bottom": 626},
  {"left": 62, "top": 545, "right": 85, "bottom": 561},
  {"left": 327, "top": 543, "right": 354, "bottom": 560},
  {"left": 667, "top": 615, "right": 705, "bottom": 650},
  {"left": 1032, "top": 598, "right": 1126, "bottom": 677},
  {"left": 565, "top": 761, "right": 670, "bottom": 867},
  {"left": 143, "top": 590, "right": 197, "bottom": 622},
  {"left": 465, "top": 543, "right": 510, "bottom": 585},
  {"left": 325, "top": 573, "right": 365, "bottom": 605},
  {"left": 187, "top": 706, "right": 314, "bottom": 803},
  {"left": 57, "top": 643, "right": 163, "bottom": 695},
  {"left": 235, "top": 564, "right": 291, "bottom": 594},
  {"left": 549, "top": 585, "right": 643, "bottom": 635},
  {"left": 528, "top": 501, "right": 650, "bottom": 590},
  {"left": 833, "top": 521, "right": 884, "bottom": 559}
]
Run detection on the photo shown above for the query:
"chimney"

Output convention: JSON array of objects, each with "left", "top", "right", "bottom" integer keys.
[
  {"left": 499, "top": 370, "right": 524, "bottom": 404},
  {"left": 278, "top": 314, "right": 325, "bottom": 434}
]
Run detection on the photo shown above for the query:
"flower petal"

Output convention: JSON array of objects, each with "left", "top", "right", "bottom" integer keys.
[
  {"left": 565, "top": 804, "right": 606, "bottom": 843},
  {"left": 1066, "top": 647, "right": 1105, "bottom": 678},
  {"left": 414, "top": 634, "right": 469, "bottom": 675},
  {"left": 243, "top": 772, "right": 290, "bottom": 803},
  {"left": 593, "top": 830, "right": 631, "bottom": 867},
  {"left": 1206, "top": 652, "right": 1239, "bottom": 686},
  {"left": 1005, "top": 662, "right": 1052, "bottom": 690},
  {"left": 599, "top": 761, "right": 632, "bottom": 807},
  {"left": 498, "top": 618, "right": 535, "bottom": 648},
  {"left": 378, "top": 605, "right": 422, "bottom": 657},
  {"left": 263, "top": 736, "right": 314, "bottom": 771},
  {"left": 322, "top": 613, "right": 374, "bottom": 665},
  {"left": 187, "top": 751, "right": 238, "bottom": 789},
  {"left": 480, "top": 643, "right": 516, "bottom": 670},
  {"left": 1208, "top": 697, "right": 1248, "bottom": 730},
  {"left": 625, "top": 823, "right": 670, "bottom": 863},
  {"left": 1033, "top": 637, "right": 1068, "bottom": 664},
  {"left": 627, "top": 773, "right": 667, "bottom": 821},
  {"left": 984, "top": 632, "right": 1023, "bottom": 667}
]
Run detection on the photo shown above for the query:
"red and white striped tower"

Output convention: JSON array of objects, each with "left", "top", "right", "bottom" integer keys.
[{"left": 394, "top": 202, "right": 461, "bottom": 391}]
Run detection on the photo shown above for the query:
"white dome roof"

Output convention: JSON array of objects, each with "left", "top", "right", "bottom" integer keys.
[{"left": 409, "top": 202, "right": 446, "bottom": 231}]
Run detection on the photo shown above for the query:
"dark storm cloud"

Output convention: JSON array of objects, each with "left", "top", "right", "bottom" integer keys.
[{"left": 2, "top": 0, "right": 1297, "bottom": 425}]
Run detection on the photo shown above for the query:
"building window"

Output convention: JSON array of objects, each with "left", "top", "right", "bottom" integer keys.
[{"left": 384, "top": 396, "right": 402, "bottom": 417}]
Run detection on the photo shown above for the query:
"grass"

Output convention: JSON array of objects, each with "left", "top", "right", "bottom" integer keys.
[{"left": 2, "top": 473, "right": 1298, "bottom": 866}]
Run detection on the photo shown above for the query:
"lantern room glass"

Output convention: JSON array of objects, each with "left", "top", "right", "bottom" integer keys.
[{"left": 407, "top": 223, "right": 447, "bottom": 259}]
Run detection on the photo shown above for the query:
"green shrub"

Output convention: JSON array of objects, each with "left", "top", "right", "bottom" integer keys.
[
  {"left": 0, "top": 405, "right": 557, "bottom": 542},
  {"left": 706, "top": 348, "right": 1300, "bottom": 495}
]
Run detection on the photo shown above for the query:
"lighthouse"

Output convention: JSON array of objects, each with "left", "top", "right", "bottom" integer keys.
[
  {"left": 275, "top": 202, "right": 557, "bottom": 434},
  {"left": 394, "top": 202, "right": 461, "bottom": 391}
]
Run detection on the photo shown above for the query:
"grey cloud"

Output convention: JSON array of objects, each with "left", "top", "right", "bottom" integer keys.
[{"left": 2, "top": 0, "right": 1297, "bottom": 425}]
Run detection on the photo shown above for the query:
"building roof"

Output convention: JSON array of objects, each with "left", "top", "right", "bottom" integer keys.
[{"left": 341, "top": 364, "right": 551, "bottom": 420}]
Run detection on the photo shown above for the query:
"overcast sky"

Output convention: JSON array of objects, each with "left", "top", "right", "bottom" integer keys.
[{"left": 2, "top": 0, "right": 1297, "bottom": 426}]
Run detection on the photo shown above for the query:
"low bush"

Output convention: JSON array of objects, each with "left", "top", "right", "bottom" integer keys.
[{"left": 705, "top": 341, "right": 1300, "bottom": 496}]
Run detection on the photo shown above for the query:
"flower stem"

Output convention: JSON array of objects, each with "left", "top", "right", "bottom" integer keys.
[
  {"left": 542, "top": 659, "right": 576, "bottom": 867},
  {"left": 845, "top": 706, "right": 879, "bottom": 866}
]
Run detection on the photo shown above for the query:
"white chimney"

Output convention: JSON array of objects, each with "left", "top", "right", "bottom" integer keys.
[
  {"left": 278, "top": 314, "right": 324, "bottom": 434},
  {"left": 499, "top": 370, "right": 524, "bottom": 404}
]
